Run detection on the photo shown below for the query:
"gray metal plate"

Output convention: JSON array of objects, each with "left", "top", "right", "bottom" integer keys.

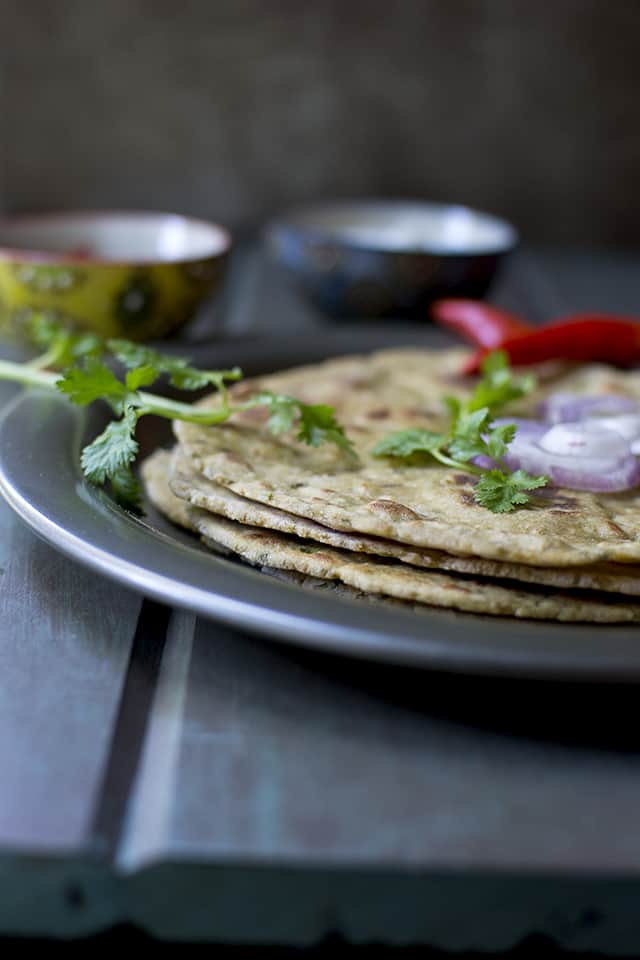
[{"left": 0, "top": 328, "right": 638, "bottom": 681}]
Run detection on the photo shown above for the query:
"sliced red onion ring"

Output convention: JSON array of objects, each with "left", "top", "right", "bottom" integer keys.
[
  {"left": 538, "top": 393, "right": 640, "bottom": 423},
  {"left": 538, "top": 394, "right": 640, "bottom": 455},
  {"left": 538, "top": 422, "right": 630, "bottom": 459},
  {"left": 502, "top": 422, "right": 640, "bottom": 492},
  {"left": 472, "top": 415, "right": 640, "bottom": 492},
  {"left": 549, "top": 458, "right": 640, "bottom": 492},
  {"left": 587, "top": 413, "right": 640, "bottom": 454}
]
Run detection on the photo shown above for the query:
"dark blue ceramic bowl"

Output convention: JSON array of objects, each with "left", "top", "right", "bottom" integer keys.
[{"left": 266, "top": 200, "right": 517, "bottom": 319}]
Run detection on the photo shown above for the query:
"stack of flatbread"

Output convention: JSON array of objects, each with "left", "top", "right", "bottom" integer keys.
[{"left": 142, "top": 346, "right": 640, "bottom": 622}]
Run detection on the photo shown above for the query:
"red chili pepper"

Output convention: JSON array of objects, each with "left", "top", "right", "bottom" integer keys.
[
  {"left": 464, "top": 315, "right": 640, "bottom": 374},
  {"left": 431, "top": 298, "right": 532, "bottom": 348}
]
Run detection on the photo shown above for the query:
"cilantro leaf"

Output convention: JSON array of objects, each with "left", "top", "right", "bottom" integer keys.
[
  {"left": 467, "top": 349, "right": 535, "bottom": 413},
  {"left": 107, "top": 339, "right": 241, "bottom": 392},
  {"left": 28, "top": 313, "right": 67, "bottom": 350},
  {"left": 106, "top": 340, "right": 167, "bottom": 370},
  {"left": 297, "top": 403, "right": 355, "bottom": 454},
  {"left": 166, "top": 367, "right": 210, "bottom": 390},
  {"left": 168, "top": 367, "right": 239, "bottom": 391},
  {"left": 480, "top": 349, "right": 509, "bottom": 376},
  {"left": 80, "top": 405, "right": 142, "bottom": 512},
  {"left": 80, "top": 407, "right": 139, "bottom": 485},
  {"left": 125, "top": 365, "right": 159, "bottom": 391},
  {"left": 253, "top": 392, "right": 299, "bottom": 434},
  {"left": 474, "top": 469, "right": 548, "bottom": 513},
  {"left": 69, "top": 333, "right": 104, "bottom": 361},
  {"left": 442, "top": 394, "right": 462, "bottom": 427},
  {"left": 372, "top": 429, "right": 447, "bottom": 458},
  {"left": 253, "top": 392, "right": 356, "bottom": 456},
  {"left": 486, "top": 422, "right": 516, "bottom": 459},
  {"left": 56, "top": 358, "right": 127, "bottom": 410},
  {"left": 109, "top": 465, "right": 143, "bottom": 513},
  {"left": 27, "top": 313, "right": 104, "bottom": 367},
  {"left": 448, "top": 407, "right": 492, "bottom": 461}
]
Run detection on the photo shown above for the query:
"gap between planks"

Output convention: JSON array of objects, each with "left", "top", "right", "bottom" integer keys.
[{"left": 115, "top": 608, "right": 197, "bottom": 871}]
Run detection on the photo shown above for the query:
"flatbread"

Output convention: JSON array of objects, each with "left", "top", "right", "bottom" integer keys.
[
  {"left": 142, "top": 449, "right": 194, "bottom": 528},
  {"left": 141, "top": 450, "right": 640, "bottom": 623},
  {"left": 168, "top": 452, "right": 640, "bottom": 596}
]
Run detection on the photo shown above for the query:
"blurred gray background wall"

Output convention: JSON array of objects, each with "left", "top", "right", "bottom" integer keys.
[{"left": 2, "top": 0, "right": 639, "bottom": 245}]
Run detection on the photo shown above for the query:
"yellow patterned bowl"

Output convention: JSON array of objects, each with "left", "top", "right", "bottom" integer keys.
[{"left": 0, "top": 210, "right": 232, "bottom": 341}]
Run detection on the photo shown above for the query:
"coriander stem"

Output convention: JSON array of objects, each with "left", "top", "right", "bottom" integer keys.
[
  {"left": 150, "top": 392, "right": 279, "bottom": 424},
  {"left": 27, "top": 343, "right": 66, "bottom": 371},
  {"left": 431, "top": 449, "right": 483, "bottom": 475},
  {"left": 0, "top": 357, "right": 60, "bottom": 390},
  {"left": 206, "top": 367, "right": 242, "bottom": 382},
  {"left": 0, "top": 354, "right": 240, "bottom": 425},
  {"left": 136, "top": 391, "right": 233, "bottom": 424}
]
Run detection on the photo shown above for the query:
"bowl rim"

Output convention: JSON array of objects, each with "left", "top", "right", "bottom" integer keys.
[
  {"left": 265, "top": 198, "right": 519, "bottom": 256},
  {"left": 0, "top": 209, "right": 233, "bottom": 267}
]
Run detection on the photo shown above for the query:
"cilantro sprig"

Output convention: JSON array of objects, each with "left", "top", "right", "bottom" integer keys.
[
  {"left": 372, "top": 350, "right": 548, "bottom": 513},
  {"left": 475, "top": 469, "right": 548, "bottom": 512},
  {"left": 253, "top": 392, "right": 355, "bottom": 455},
  {"left": 0, "top": 316, "right": 355, "bottom": 512}
]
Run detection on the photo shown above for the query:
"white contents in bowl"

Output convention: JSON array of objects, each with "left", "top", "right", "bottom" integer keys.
[{"left": 290, "top": 202, "right": 517, "bottom": 255}]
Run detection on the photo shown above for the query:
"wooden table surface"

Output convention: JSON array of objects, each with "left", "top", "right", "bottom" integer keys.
[{"left": 1, "top": 246, "right": 640, "bottom": 954}]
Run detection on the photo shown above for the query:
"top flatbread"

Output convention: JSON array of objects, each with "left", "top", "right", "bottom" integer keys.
[{"left": 174, "top": 347, "right": 640, "bottom": 567}]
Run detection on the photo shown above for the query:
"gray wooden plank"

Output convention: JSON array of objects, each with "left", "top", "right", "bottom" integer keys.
[
  {"left": 118, "top": 610, "right": 197, "bottom": 870},
  {"left": 89, "top": 600, "right": 172, "bottom": 859},
  {"left": 0, "top": 494, "right": 142, "bottom": 850},
  {"left": 114, "top": 619, "right": 640, "bottom": 949},
  {"left": 127, "top": 622, "right": 640, "bottom": 874}
]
